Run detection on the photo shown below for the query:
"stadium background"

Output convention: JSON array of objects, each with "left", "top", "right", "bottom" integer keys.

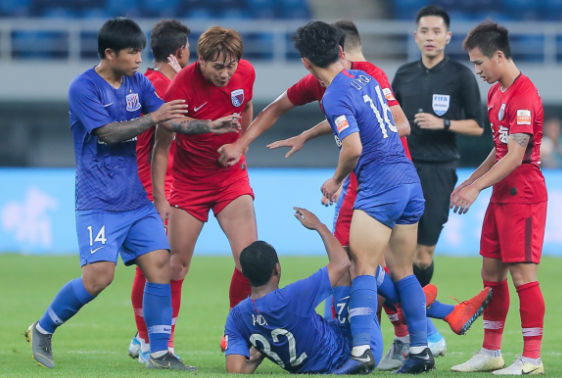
[{"left": 1, "top": 1, "right": 562, "bottom": 377}]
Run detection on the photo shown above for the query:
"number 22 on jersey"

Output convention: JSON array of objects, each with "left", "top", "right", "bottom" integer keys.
[{"left": 250, "top": 328, "right": 307, "bottom": 369}]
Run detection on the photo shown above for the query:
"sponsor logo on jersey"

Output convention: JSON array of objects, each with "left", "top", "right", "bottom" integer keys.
[
  {"left": 126, "top": 93, "right": 142, "bottom": 112},
  {"left": 335, "top": 115, "right": 349, "bottom": 133},
  {"left": 499, "top": 125, "right": 509, "bottom": 144},
  {"left": 498, "top": 103, "right": 506, "bottom": 121},
  {"left": 231, "top": 89, "right": 244, "bottom": 107},
  {"left": 432, "top": 94, "right": 450, "bottom": 116},
  {"left": 517, "top": 109, "right": 531, "bottom": 125},
  {"left": 382, "top": 87, "right": 395, "bottom": 102}
]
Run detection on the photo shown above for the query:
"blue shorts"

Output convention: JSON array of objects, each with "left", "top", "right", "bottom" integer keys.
[
  {"left": 75, "top": 203, "right": 170, "bottom": 267},
  {"left": 330, "top": 287, "right": 384, "bottom": 370},
  {"left": 354, "top": 182, "right": 425, "bottom": 228}
]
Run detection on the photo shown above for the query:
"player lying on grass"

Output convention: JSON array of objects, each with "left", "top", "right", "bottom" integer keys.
[
  {"left": 24, "top": 18, "right": 239, "bottom": 371},
  {"left": 449, "top": 20, "right": 547, "bottom": 376},
  {"left": 223, "top": 207, "right": 384, "bottom": 374}
]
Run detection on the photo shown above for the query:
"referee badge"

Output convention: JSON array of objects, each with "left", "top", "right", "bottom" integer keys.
[
  {"left": 432, "top": 94, "right": 450, "bottom": 116},
  {"left": 498, "top": 104, "right": 506, "bottom": 121}
]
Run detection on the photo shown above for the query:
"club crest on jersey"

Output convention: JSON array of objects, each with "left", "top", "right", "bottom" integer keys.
[
  {"left": 126, "top": 93, "right": 141, "bottom": 112},
  {"left": 498, "top": 103, "right": 506, "bottom": 121},
  {"left": 432, "top": 94, "right": 450, "bottom": 116},
  {"left": 231, "top": 89, "right": 244, "bottom": 107}
]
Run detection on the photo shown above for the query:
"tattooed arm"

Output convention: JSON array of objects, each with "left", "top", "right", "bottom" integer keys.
[
  {"left": 93, "top": 99, "right": 188, "bottom": 145},
  {"left": 450, "top": 133, "right": 531, "bottom": 214},
  {"left": 160, "top": 115, "right": 241, "bottom": 135}
]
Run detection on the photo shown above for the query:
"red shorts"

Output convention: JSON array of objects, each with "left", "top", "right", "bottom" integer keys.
[
  {"left": 334, "top": 173, "right": 358, "bottom": 247},
  {"left": 169, "top": 176, "right": 254, "bottom": 223},
  {"left": 480, "top": 202, "right": 546, "bottom": 264}
]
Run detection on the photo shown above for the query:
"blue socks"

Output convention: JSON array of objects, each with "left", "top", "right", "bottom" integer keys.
[
  {"left": 323, "top": 295, "right": 334, "bottom": 320},
  {"left": 376, "top": 266, "right": 400, "bottom": 304},
  {"left": 395, "top": 275, "right": 427, "bottom": 347},
  {"left": 39, "top": 278, "right": 95, "bottom": 333},
  {"left": 426, "top": 317, "right": 438, "bottom": 338},
  {"left": 349, "top": 275, "right": 377, "bottom": 347},
  {"left": 427, "top": 300, "right": 454, "bottom": 319},
  {"left": 144, "top": 282, "right": 172, "bottom": 353}
]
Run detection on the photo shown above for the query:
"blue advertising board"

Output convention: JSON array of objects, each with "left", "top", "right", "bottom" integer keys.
[{"left": 0, "top": 168, "right": 560, "bottom": 257}]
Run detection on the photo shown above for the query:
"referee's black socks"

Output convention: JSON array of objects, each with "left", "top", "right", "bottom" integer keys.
[{"left": 413, "top": 261, "right": 434, "bottom": 287}]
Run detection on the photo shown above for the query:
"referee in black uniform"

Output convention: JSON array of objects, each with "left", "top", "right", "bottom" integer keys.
[{"left": 392, "top": 6, "right": 484, "bottom": 286}]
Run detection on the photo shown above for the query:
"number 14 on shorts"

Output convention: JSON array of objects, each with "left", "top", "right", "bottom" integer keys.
[{"left": 87, "top": 225, "right": 107, "bottom": 253}]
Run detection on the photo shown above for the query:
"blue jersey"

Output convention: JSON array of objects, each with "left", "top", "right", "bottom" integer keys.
[
  {"left": 322, "top": 69, "right": 419, "bottom": 195},
  {"left": 224, "top": 267, "right": 351, "bottom": 374},
  {"left": 69, "top": 67, "right": 164, "bottom": 211}
]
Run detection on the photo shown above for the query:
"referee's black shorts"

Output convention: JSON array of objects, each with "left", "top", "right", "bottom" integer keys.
[{"left": 414, "top": 160, "right": 458, "bottom": 246}]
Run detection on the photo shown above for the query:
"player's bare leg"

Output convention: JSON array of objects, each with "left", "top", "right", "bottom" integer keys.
[
  {"left": 413, "top": 244, "right": 435, "bottom": 285},
  {"left": 334, "top": 210, "right": 391, "bottom": 374},
  {"left": 216, "top": 194, "right": 258, "bottom": 303}
]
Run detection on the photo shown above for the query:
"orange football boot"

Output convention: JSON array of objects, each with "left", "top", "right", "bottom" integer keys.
[{"left": 444, "top": 287, "right": 492, "bottom": 335}]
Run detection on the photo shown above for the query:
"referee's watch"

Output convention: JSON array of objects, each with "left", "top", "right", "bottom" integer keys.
[{"left": 443, "top": 119, "right": 451, "bottom": 130}]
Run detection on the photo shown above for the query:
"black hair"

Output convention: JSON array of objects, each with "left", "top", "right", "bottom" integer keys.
[
  {"left": 416, "top": 5, "right": 450, "bottom": 30},
  {"left": 293, "top": 21, "right": 341, "bottom": 68},
  {"left": 151, "top": 20, "right": 191, "bottom": 62},
  {"left": 98, "top": 18, "right": 146, "bottom": 59},
  {"left": 240, "top": 241, "right": 280, "bottom": 287},
  {"left": 333, "top": 20, "right": 360, "bottom": 51},
  {"left": 463, "top": 19, "right": 512, "bottom": 59}
]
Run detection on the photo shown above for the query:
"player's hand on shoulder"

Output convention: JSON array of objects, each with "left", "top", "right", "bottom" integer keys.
[
  {"left": 266, "top": 135, "right": 305, "bottom": 158},
  {"left": 152, "top": 100, "right": 188, "bottom": 123},
  {"left": 210, "top": 115, "right": 242, "bottom": 135},
  {"left": 154, "top": 197, "right": 171, "bottom": 224},
  {"left": 218, "top": 142, "right": 245, "bottom": 167},
  {"left": 167, "top": 54, "right": 182, "bottom": 74},
  {"left": 294, "top": 207, "right": 322, "bottom": 230}
]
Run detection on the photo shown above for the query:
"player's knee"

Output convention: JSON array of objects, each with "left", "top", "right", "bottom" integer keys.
[
  {"left": 170, "top": 254, "right": 190, "bottom": 278},
  {"left": 508, "top": 264, "right": 537, "bottom": 287},
  {"left": 84, "top": 272, "right": 114, "bottom": 295},
  {"left": 414, "top": 245, "right": 435, "bottom": 269}
]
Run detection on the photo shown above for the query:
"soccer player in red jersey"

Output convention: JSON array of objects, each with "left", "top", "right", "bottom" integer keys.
[
  {"left": 450, "top": 21, "right": 546, "bottom": 375},
  {"left": 129, "top": 20, "right": 191, "bottom": 363},
  {"left": 152, "top": 26, "right": 256, "bottom": 350}
]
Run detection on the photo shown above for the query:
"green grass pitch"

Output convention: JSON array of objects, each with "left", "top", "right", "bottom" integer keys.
[{"left": 0, "top": 254, "right": 560, "bottom": 377}]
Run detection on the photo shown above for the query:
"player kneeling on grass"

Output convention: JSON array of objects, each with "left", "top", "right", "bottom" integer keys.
[
  {"left": 224, "top": 207, "right": 383, "bottom": 374},
  {"left": 24, "top": 17, "right": 240, "bottom": 371}
]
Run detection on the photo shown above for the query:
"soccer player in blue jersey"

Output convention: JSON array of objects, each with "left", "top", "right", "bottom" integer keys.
[
  {"left": 224, "top": 207, "right": 384, "bottom": 374},
  {"left": 292, "top": 22, "right": 432, "bottom": 374},
  {"left": 24, "top": 18, "right": 240, "bottom": 371}
]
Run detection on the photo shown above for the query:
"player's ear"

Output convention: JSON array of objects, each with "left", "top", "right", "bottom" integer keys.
[
  {"left": 105, "top": 48, "right": 115, "bottom": 61},
  {"left": 446, "top": 31, "right": 452, "bottom": 44},
  {"left": 301, "top": 57, "right": 312, "bottom": 72}
]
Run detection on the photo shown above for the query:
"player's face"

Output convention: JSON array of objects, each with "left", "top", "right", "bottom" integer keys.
[
  {"left": 415, "top": 16, "right": 451, "bottom": 58},
  {"left": 469, "top": 47, "right": 499, "bottom": 84},
  {"left": 200, "top": 53, "right": 239, "bottom": 87},
  {"left": 112, "top": 48, "right": 142, "bottom": 76}
]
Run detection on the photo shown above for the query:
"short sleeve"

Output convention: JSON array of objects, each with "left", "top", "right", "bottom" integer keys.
[
  {"left": 287, "top": 74, "right": 322, "bottom": 106},
  {"left": 459, "top": 67, "right": 484, "bottom": 128},
  {"left": 165, "top": 72, "right": 190, "bottom": 105},
  {"left": 323, "top": 91, "right": 359, "bottom": 141},
  {"left": 68, "top": 78, "right": 114, "bottom": 134},
  {"left": 279, "top": 267, "right": 332, "bottom": 317},
  {"left": 224, "top": 309, "right": 251, "bottom": 358},
  {"left": 507, "top": 93, "right": 534, "bottom": 135},
  {"left": 243, "top": 61, "right": 256, "bottom": 102},
  {"left": 369, "top": 69, "right": 399, "bottom": 107},
  {"left": 139, "top": 74, "right": 164, "bottom": 114}
]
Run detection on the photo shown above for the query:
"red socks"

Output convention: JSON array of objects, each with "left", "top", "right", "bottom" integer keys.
[
  {"left": 384, "top": 304, "right": 409, "bottom": 337},
  {"left": 132, "top": 266, "right": 148, "bottom": 341},
  {"left": 229, "top": 268, "right": 251, "bottom": 309},
  {"left": 517, "top": 281, "right": 544, "bottom": 359},
  {"left": 169, "top": 279, "right": 184, "bottom": 349},
  {"left": 132, "top": 266, "right": 185, "bottom": 349},
  {"left": 482, "top": 279, "right": 510, "bottom": 351}
]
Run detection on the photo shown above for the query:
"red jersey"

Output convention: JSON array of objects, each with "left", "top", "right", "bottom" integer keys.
[
  {"left": 165, "top": 60, "right": 255, "bottom": 190},
  {"left": 286, "top": 61, "right": 411, "bottom": 159},
  {"left": 136, "top": 68, "right": 176, "bottom": 201},
  {"left": 487, "top": 73, "right": 547, "bottom": 204}
]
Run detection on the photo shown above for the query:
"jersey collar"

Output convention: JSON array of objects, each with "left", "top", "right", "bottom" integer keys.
[{"left": 418, "top": 55, "right": 449, "bottom": 73}]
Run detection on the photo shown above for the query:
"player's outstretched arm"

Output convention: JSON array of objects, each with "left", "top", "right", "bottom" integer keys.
[
  {"left": 451, "top": 147, "right": 496, "bottom": 201},
  {"left": 267, "top": 119, "right": 332, "bottom": 158},
  {"left": 294, "top": 207, "right": 351, "bottom": 287},
  {"left": 226, "top": 349, "right": 265, "bottom": 374},
  {"left": 160, "top": 115, "right": 241, "bottom": 135},
  {"left": 151, "top": 125, "right": 174, "bottom": 223},
  {"left": 451, "top": 133, "right": 530, "bottom": 214},
  {"left": 218, "top": 92, "right": 296, "bottom": 167},
  {"left": 92, "top": 100, "right": 187, "bottom": 145}
]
